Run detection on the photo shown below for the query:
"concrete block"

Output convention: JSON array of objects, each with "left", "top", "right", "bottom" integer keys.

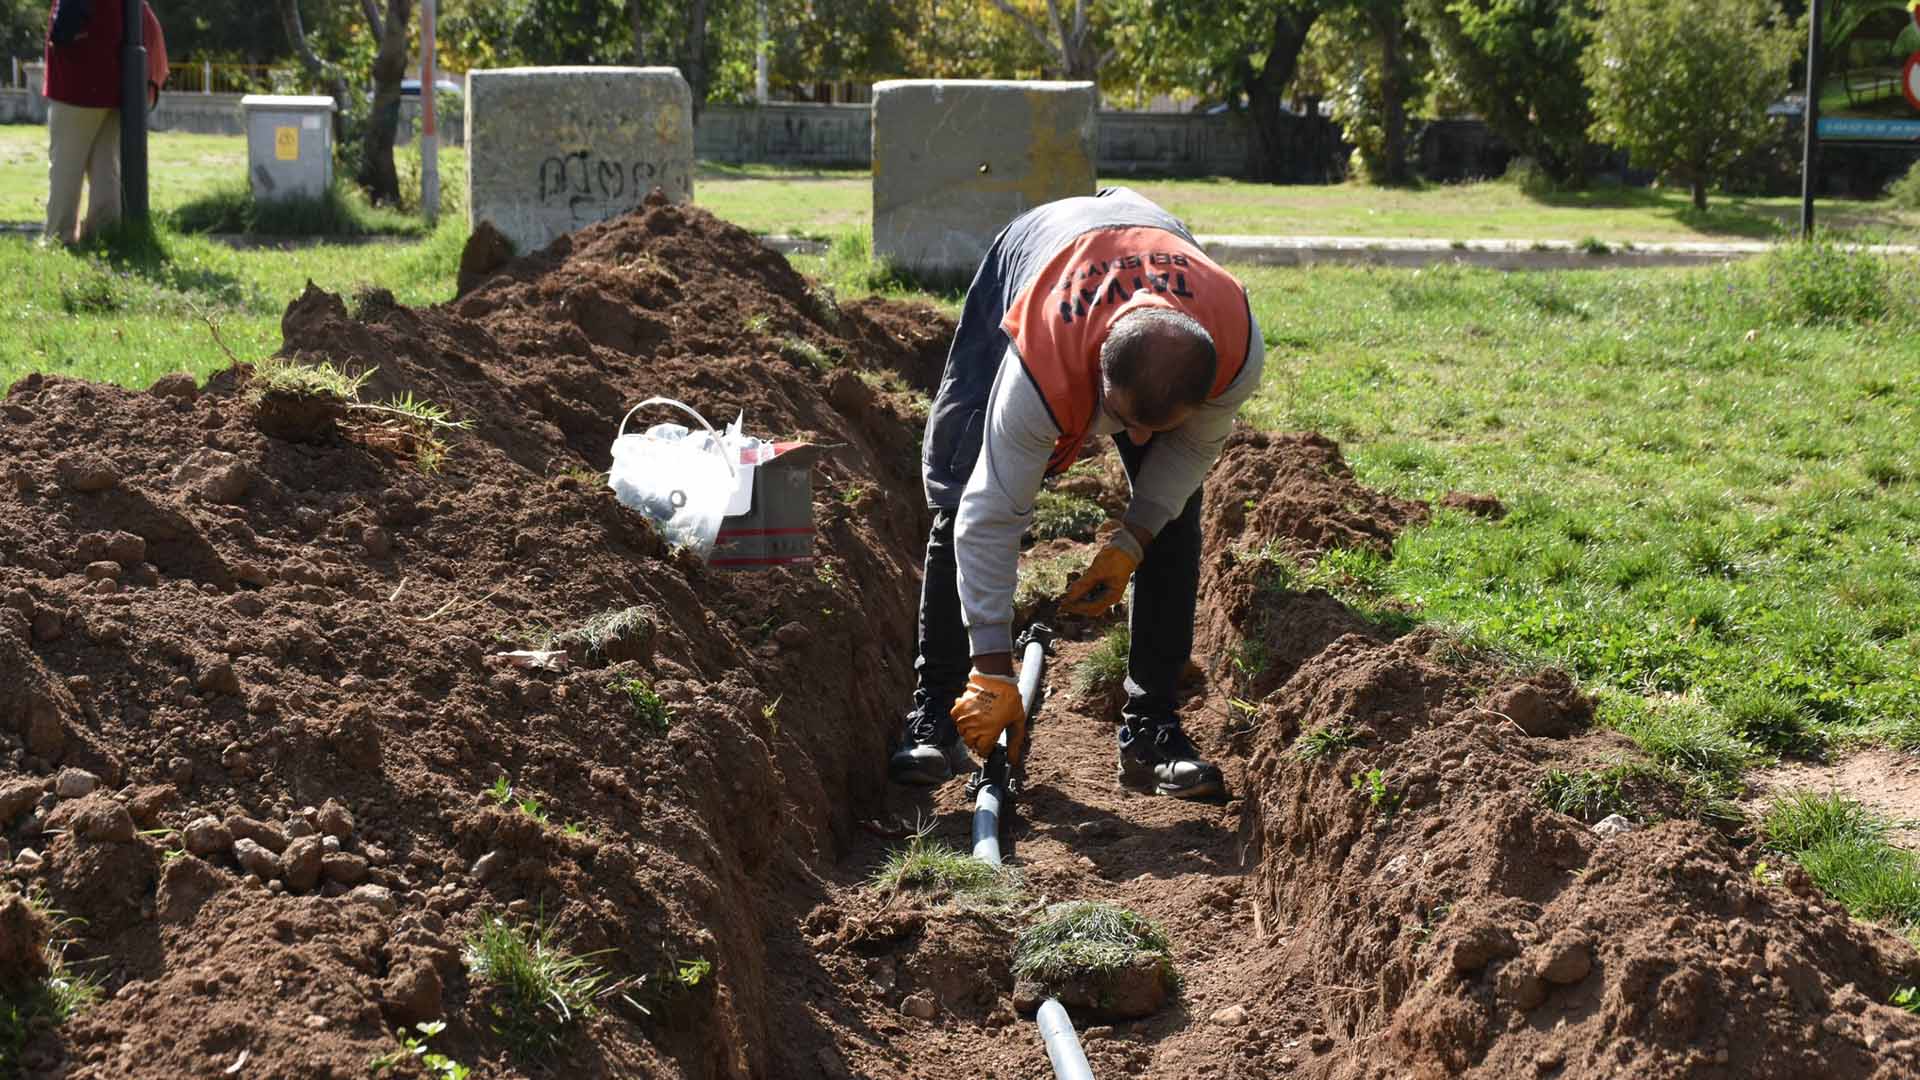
[
  {"left": 872, "top": 80, "right": 1096, "bottom": 280},
  {"left": 241, "top": 95, "right": 336, "bottom": 202},
  {"left": 23, "top": 62, "right": 46, "bottom": 124},
  {"left": 466, "top": 67, "right": 693, "bottom": 256}
]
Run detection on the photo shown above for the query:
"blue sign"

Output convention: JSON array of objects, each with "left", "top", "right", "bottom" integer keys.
[{"left": 1818, "top": 117, "right": 1920, "bottom": 140}]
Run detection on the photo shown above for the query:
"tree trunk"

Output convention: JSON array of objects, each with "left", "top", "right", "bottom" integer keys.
[
  {"left": 1240, "top": 6, "right": 1317, "bottom": 182},
  {"left": 1377, "top": 9, "right": 1411, "bottom": 186},
  {"left": 274, "top": 0, "right": 349, "bottom": 138},
  {"left": 680, "top": 0, "right": 710, "bottom": 121},
  {"left": 1692, "top": 178, "right": 1707, "bottom": 212},
  {"left": 360, "top": 0, "right": 414, "bottom": 205}
]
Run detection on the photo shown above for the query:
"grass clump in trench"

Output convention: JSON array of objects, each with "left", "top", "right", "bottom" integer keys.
[
  {"left": 463, "top": 912, "right": 634, "bottom": 1057},
  {"left": 247, "top": 354, "right": 373, "bottom": 401},
  {"left": 870, "top": 828, "right": 1023, "bottom": 911},
  {"left": 1763, "top": 792, "right": 1920, "bottom": 935},
  {"left": 610, "top": 677, "right": 673, "bottom": 736},
  {"left": 1295, "top": 725, "right": 1364, "bottom": 761},
  {"left": 1536, "top": 765, "right": 1638, "bottom": 823},
  {"left": 1014, "top": 549, "right": 1081, "bottom": 611},
  {"left": 1014, "top": 901, "right": 1175, "bottom": 987},
  {"left": 1071, "top": 625, "right": 1130, "bottom": 701},
  {"left": 1030, "top": 490, "right": 1107, "bottom": 542},
  {"left": 1, "top": 891, "right": 104, "bottom": 1079},
  {"left": 550, "top": 606, "right": 655, "bottom": 660}
]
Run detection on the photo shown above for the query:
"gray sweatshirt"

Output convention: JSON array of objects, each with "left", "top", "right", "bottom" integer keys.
[{"left": 955, "top": 323, "right": 1266, "bottom": 655}]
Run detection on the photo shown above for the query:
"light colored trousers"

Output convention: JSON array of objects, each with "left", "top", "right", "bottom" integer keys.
[{"left": 45, "top": 101, "right": 122, "bottom": 245}]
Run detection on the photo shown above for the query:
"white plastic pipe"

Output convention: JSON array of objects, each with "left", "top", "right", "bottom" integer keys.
[
  {"left": 971, "top": 636, "right": 1047, "bottom": 865},
  {"left": 1037, "top": 998, "right": 1095, "bottom": 1080}
]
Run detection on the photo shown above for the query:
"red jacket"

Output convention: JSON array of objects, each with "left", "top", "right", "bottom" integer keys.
[
  {"left": 44, "top": 0, "right": 168, "bottom": 110},
  {"left": 1000, "top": 227, "right": 1254, "bottom": 476}
]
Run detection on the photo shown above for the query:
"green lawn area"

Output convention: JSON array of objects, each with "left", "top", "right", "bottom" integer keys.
[{"left": 6, "top": 124, "right": 1919, "bottom": 243}]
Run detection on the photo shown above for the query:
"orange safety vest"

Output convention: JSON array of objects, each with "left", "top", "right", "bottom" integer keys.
[{"left": 1000, "top": 226, "right": 1252, "bottom": 476}]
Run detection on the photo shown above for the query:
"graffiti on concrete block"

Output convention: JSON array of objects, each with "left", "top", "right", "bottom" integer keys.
[{"left": 537, "top": 150, "right": 689, "bottom": 222}]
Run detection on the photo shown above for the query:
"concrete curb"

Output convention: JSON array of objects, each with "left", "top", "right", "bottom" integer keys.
[{"left": 760, "top": 232, "right": 1920, "bottom": 271}]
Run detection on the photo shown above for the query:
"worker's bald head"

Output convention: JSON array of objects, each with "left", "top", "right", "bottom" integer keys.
[{"left": 1098, "top": 308, "right": 1218, "bottom": 430}]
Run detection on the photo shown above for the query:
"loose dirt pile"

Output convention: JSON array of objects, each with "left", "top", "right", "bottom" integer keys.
[
  {"left": 3, "top": 196, "right": 1918, "bottom": 1080},
  {"left": 1, "top": 197, "right": 949, "bottom": 1078}
]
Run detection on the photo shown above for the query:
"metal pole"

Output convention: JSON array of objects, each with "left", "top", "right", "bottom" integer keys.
[
  {"left": 120, "top": 0, "right": 149, "bottom": 227},
  {"left": 420, "top": 0, "right": 439, "bottom": 224},
  {"left": 202, "top": 58, "right": 210, "bottom": 95},
  {"left": 1801, "top": 0, "right": 1824, "bottom": 239}
]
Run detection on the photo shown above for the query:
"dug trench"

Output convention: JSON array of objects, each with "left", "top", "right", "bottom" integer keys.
[{"left": 0, "top": 198, "right": 1914, "bottom": 1078}]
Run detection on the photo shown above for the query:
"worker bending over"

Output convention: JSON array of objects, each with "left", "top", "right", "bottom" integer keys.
[{"left": 889, "top": 187, "right": 1264, "bottom": 800}]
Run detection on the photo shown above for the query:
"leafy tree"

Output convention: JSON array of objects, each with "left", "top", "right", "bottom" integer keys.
[
  {"left": 361, "top": 0, "right": 416, "bottom": 204},
  {"left": 1581, "top": 0, "right": 1799, "bottom": 210},
  {"left": 1117, "top": 0, "right": 1330, "bottom": 181},
  {"left": 153, "top": 0, "right": 289, "bottom": 63},
  {"left": 986, "top": 0, "right": 1115, "bottom": 85},
  {"left": 2, "top": 0, "right": 44, "bottom": 62},
  {"left": 1297, "top": 0, "right": 1426, "bottom": 183},
  {"left": 889, "top": 0, "right": 1049, "bottom": 80},
  {"left": 1407, "top": 0, "right": 1594, "bottom": 184}
]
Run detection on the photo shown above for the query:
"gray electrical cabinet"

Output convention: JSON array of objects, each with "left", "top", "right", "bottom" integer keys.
[{"left": 241, "top": 95, "right": 336, "bottom": 202}]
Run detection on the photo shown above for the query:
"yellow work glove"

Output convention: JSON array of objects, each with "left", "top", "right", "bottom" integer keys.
[
  {"left": 952, "top": 671, "right": 1027, "bottom": 766},
  {"left": 1060, "top": 535, "right": 1143, "bottom": 617}
]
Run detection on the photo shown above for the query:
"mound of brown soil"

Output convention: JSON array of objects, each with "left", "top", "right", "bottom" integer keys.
[
  {"left": 0, "top": 200, "right": 954, "bottom": 1078},
  {"left": 1208, "top": 571, "right": 1920, "bottom": 1073}
]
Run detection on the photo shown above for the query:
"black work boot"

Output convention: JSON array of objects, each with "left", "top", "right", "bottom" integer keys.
[
  {"left": 889, "top": 709, "right": 972, "bottom": 785},
  {"left": 1117, "top": 719, "right": 1225, "bottom": 799}
]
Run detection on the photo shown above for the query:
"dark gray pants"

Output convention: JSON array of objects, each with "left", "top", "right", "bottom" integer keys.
[{"left": 909, "top": 435, "right": 1203, "bottom": 732}]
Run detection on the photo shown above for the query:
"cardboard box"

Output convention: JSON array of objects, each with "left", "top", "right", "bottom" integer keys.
[{"left": 709, "top": 442, "right": 820, "bottom": 569}]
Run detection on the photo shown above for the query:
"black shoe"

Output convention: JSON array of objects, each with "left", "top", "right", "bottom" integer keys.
[
  {"left": 1117, "top": 721, "right": 1225, "bottom": 799},
  {"left": 889, "top": 710, "right": 972, "bottom": 785}
]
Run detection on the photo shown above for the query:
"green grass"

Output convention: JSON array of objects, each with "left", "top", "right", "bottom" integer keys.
[
  {"left": 610, "top": 677, "right": 672, "bottom": 736},
  {"left": 868, "top": 829, "right": 1024, "bottom": 911},
  {"left": 1294, "top": 725, "right": 1365, "bottom": 761},
  {"left": 1, "top": 891, "right": 103, "bottom": 1080},
  {"left": 1071, "top": 625, "right": 1131, "bottom": 702},
  {"left": 1763, "top": 792, "right": 1920, "bottom": 938},
  {"left": 549, "top": 606, "right": 655, "bottom": 659},
  {"left": 462, "top": 912, "right": 631, "bottom": 1058},
  {"left": 0, "top": 216, "right": 466, "bottom": 392},
  {"left": 1536, "top": 765, "right": 1639, "bottom": 823},
  {"left": 1013, "top": 901, "right": 1174, "bottom": 985},
  {"left": 1030, "top": 490, "right": 1107, "bottom": 541},
  {"left": 1013, "top": 548, "right": 1081, "bottom": 612},
  {"left": 1228, "top": 245, "right": 1920, "bottom": 785}
]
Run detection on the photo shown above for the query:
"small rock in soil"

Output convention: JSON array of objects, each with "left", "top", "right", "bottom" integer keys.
[
  {"left": 900, "top": 993, "right": 937, "bottom": 1020},
  {"left": 1592, "top": 813, "right": 1636, "bottom": 838},
  {"left": 171, "top": 449, "right": 252, "bottom": 504},
  {"left": 470, "top": 850, "right": 505, "bottom": 881},
  {"left": 156, "top": 855, "right": 227, "bottom": 925},
  {"left": 195, "top": 662, "right": 242, "bottom": 697},
  {"left": 53, "top": 768, "right": 99, "bottom": 799},
  {"left": 54, "top": 452, "right": 118, "bottom": 493},
  {"left": 233, "top": 838, "right": 281, "bottom": 882},
  {"left": 381, "top": 960, "right": 443, "bottom": 1025},
  {"left": 317, "top": 799, "right": 354, "bottom": 839},
  {"left": 148, "top": 372, "right": 198, "bottom": 400},
  {"left": 349, "top": 884, "right": 398, "bottom": 915},
  {"left": 224, "top": 815, "right": 289, "bottom": 854},
  {"left": 69, "top": 798, "right": 136, "bottom": 843},
  {"left": 1449, "top": 922, "right": 1519, "bottom": 975},
  {"left": 282, "top": 836, "right": 326, "bottom": 892},
  {"left": 1210, "top": 1004, "right": 1250, "bottom": 1026},
  {"left": 322, "top": 853, "right": 370, "bottom": 885},
  {"left": 1537, "top": 930, "right": 1594, "bottom": 985},
  {"left": 125, "top": 784, "right": 175, "bottom": 827},
  {"left": 183, "top": 816, "right": 232, "bottom": 857},
  {"left": 83, "top": 561, "right": 121, "bottom": 582},
  {"left": 0, "top": 780, "right": 42, "bottom": 828}
]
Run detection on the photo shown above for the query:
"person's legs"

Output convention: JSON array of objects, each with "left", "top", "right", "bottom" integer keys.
[
  {"left": 1110, "top": 435, "right": 1223, "bottom": 799},
  {"left": 79, "top": 107, "right": 123, "bottom": 242},
  {"left": 45, "top": 102, "right": 108, "bottom": 246},
  {"left": 889, "top": 509, "right": 976, "bottom": 784}
]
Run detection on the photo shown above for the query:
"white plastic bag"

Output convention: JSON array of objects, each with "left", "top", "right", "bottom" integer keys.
[{"left": 608, "top": 397, "right": 737, "bottom": 558}]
